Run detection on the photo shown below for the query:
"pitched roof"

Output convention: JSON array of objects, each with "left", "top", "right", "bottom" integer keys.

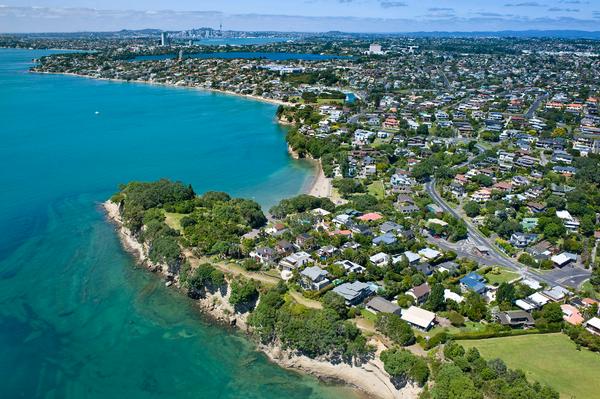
[
  {"left": 401, "top": 306, "right": 436, "bottom": 329},
  {"left": 366, "top": 296, "right": 401, "bottom": 314}
]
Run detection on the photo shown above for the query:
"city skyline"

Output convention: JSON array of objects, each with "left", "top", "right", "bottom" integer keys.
[{"left": 1, "top": 1, "right": 600, "bottom": 33}]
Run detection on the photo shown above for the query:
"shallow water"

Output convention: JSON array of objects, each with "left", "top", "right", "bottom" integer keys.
[{"left": 0, "top": 48, "right": 353, "bottom": 399}]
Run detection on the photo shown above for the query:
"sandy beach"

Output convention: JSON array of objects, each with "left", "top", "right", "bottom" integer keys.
[
  {"left": 262, "top": 341, "right": 421, "bottom": 399},
  {"left": 307, "top": 160, "right": 333, "bottom": 198}
]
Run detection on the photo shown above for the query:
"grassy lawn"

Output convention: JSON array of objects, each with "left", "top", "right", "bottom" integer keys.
[
  {"left": 288, "top": 289, "right": 323, "bottom": 309},
  {"left": 316, "top": 98, "right": 345, "bottom": 105},
  {"left": 480, "top": 267, "right": 520, "bottom": 286},
  {"left": 367, "top": 180, "right": 385, "bottom": 200},
  {"left": 581, "top": 281, "right": 599, "bottom": 300},
  {"left": 360, "top": 308, "right": 378, "bottom": 323},
  {"left": 415, "top": 321, "right": 486, "bottom": 338},
  {"left": 164, "top": 212, "right": 185, "bottom": 231},
  {"left": 462, "top": 333, "right": 600, "bottom": 399}
]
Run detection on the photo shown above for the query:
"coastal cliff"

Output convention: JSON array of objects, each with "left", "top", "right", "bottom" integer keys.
[{"left": 102, "top": 199, "right": 419, "bottom": 399}]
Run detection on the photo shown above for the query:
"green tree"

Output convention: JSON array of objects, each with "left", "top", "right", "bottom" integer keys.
[
  {"left": 496, "top": 282, "right": 516, "bottom": 305},
  {"left": 464, "top": 201, "right": 481, "bottom": 217},
  {"left": 229, "top": 278, "right": 259, "bottom": 306},
  {"left": 322, "top": 291, "right": 348, "bottom": 319},
  {"left": 375, "top": 313, "right": 415, "bottom": 346},
  {"left": 425, "top": 284, "right": 445, "bottom": 312},
  {"left": 380, "top": 348, "right": 429, "bottom": 387}
]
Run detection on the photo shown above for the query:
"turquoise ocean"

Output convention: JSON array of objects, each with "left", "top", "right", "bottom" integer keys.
[{"left": 0, "top": 49, "right": 356, "bottom": 399}]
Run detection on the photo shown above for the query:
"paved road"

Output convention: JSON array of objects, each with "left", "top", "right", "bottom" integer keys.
[
  {"left": 524, "top": 93, "right": 549, "bottom": 119},
  {"left": 425, "top": 177, "right": 590, "bottom": 289}
]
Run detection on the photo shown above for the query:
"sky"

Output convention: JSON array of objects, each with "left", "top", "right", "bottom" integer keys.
[{"left": 1, "top": 1, "right": 599, "bottom": 33}]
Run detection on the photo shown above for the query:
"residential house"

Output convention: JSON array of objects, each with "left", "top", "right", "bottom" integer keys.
[
  {"left": 370, "top": 252, "right": 390, "bottom": 266},
  {"left": 373, "top": 233, "right": 398, "bottom": 246},
  {"left": 585, "top": 317, "right": 600, "bottom": 336},
  {"left": 266, "top": 223, "right": 288, "bottom": 236},
  {"left": 542, "top": 286, "right": 570, "bottom": 302},
  {"left": 472, "top": 188, "right": 492, "bottom": 203},
  {"left": 444, "top": 289, "right": 464, "bottom": 304},
  {"left": 435, "top": 261, "right": 459, "bottom": 275},
  {"left": 332, "top": 281, "right": 375, "bottom": 306},
  {"left": 380, "top": 221, "right": 403, "bottom": 235},
  {"left": 275, "top": 240, "right": 295, "bottom": 256},
  {"left": 279, "top": 251, "right": 312, "bottom": 271},
  {"left": 366, "top": 296, "right": 402, "bottom": 315},
  {"left": 401, "top": 251, "right": 421, "bottom": 265},
  {"left": 496, "top": 310, "right": 535, "bottom": 328},
  {"left": 460, "top": 272, "right": 487, "bottom": 295},
  {"left": 418, "top": 248, "right": 441, "bottom": 262},
  {"left": 295, "top": 233, "right": 315, "bottom": 250},
  {"left": 317, "top": 245, "right": 338, "bottom": 260},
  {"left": 300, "top": 266, "right": 331, "bottom": 291},
  {"left": 249, "top": 247, "right": 276, "bottom": 264},
  {"left": 407, "top": 283, "right": 431, "bottom": 304},
  {"left": 401, "top": 306, "right": 436, "bottom": 331},
  {"left": 551, "top": 252, "right": 577, "bottom": 268},
  {"left": 556, "top": 210, "right": 580, "bottom": 232},
  {"left": 335, "top": 260, "right": 366, "bottom": 274},
  {"left": 414, "top": 262, "right": 434, "bottom": 276},
  {"left": 561, "top": 304, "right": 584, "bottom": 326},
  {"left": 510, "top": 232, "right": 537, "bottom": 248}
]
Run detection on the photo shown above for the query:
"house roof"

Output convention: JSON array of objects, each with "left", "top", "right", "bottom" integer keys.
[
  {"left": 515, "top": 299, "right": 537, "bottom": 311},
  {"left": 528, "top": 292, "right": 550, "bottom": 306},
  {"left": 543, "top": 286, "right": 570, "bottom": 301},
  {"left": 401, "top": 306, "right": 436, "bottom": 329},
  {"left": 301, "top": 266, "right": 328, "bottom": 281},
  {"left": 409, "top": 283, "right": 431, "bottom": 298},
  {"left": 551, "top": 252, "right": 577, "bottom": 266},
  {"left": 403, "top": 251, "right": 420, "bottom": 263},
  {"left": 587, "top": 317, "right": 600, "bottom": 330},
  {"left": 373, "top": 233, "right": 397, "bottom": 245},
  {"left": 357, "top": 212, "right": 383, "bottom": 222},
  {"left": 418, "top": 248, "right": 441, "bottom": 260},
  {"left": 561, "top": 304, "right": 584, "bottom": 325},
  {"left": 366, "top": 296, "right": 401, "bottom": 314},
  {"left": 460, "top": 273, "right": 487, "bottom": 294},
  {"left": 333, "top": 281, "right": 373, "bottom": 302},
  {"left": 444, "top": 289, "right": 464, "bottom": 303}
]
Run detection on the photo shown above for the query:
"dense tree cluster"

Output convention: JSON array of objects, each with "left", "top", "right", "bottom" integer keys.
[
  {"left": 426, "top": 342, "right": 559, "bottom": 399},
  {"left": 375, "top": 313, "right": 416, "bottom": 346},
  {"left": 248, "top": 286, "right": 372, "bottom": 362},
  {"left": 269, "top": 194, "right": 335, "bottom": 219},
  {"left": 380, "top": 348, "right": 429, "bottom": 387}
]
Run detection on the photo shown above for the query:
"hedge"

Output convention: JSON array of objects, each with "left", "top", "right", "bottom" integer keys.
[{"left": 451, "top": 326, "right": 561, "bottom": 341}]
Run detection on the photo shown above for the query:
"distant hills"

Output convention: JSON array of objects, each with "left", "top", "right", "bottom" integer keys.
[
  {"left": 393, "top": 30, "right": 600, "bottom": 40},
  {"left": 5, "top": 29, "right": 600, "bottom": 40}
]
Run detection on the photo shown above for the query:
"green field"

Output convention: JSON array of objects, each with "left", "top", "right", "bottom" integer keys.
[
  {"left": 164, "top": 212, "right": 185, "bottom": 231},
  {"left": 316, "top": 98, "right": 345, "bottom": 105},
  {"left": 367, "top": 180, "right": 385, "bottom": 199},
  {"left": 462, "top": 333, "right": 600, "bottom": 399},
  {"left": 479, "top": 267, "right": 520, "bottom": 286}
]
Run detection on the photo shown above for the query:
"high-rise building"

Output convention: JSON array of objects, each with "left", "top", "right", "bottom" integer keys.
[
  {"left": 160, "top": 32, "right": 168, "bottom": 46},
  {"left": 367, "top": 43, "right": 384, "bottom": 55}
]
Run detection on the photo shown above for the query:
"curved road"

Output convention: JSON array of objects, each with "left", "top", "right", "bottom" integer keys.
[{"left": 425, "top": 157, "right": 590, "bottom": 289}]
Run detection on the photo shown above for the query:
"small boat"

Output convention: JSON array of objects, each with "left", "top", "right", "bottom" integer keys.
[
  {"left": 94, "top": 111, "right": 100, "bottom": 115},
  {"left": 165, "top": 281, "right": 173, "bottom": 287}
]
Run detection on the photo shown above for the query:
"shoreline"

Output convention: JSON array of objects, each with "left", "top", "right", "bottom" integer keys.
[
  {"left": 286, "top": 144, "right": 334, "bottom": 201},
  {"left": 32, "top": 70, "right": 292, "bottom": 107},
  {"left": 102, "top": 199, "right": 418, "bottom": 399},
  {"left": 307, "top": 159, "right": 333, "bottom": 199},
  {"left": 34, "top": 68, "right": 332, "bottom": 202}
]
